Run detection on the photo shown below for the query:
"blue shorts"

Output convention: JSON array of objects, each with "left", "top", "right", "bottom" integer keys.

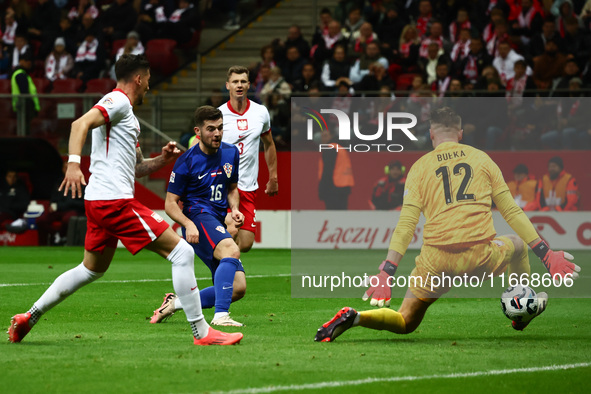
[{"left": 183, "top": 212, "right": 244, "bottom": 277}]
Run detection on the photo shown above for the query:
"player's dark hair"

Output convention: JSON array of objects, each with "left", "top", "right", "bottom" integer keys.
[
  {"left": 194, "top": 105, "right": 222, "bottom": 128},
  {"left": 115, "top": 54, "right": 150, "bottom": 82},
  {"left": 430, "top": 107, "right": 462, "bottom": 130},
  {"left": 227, "top": 65, "right": 250, "bottom": 80}
]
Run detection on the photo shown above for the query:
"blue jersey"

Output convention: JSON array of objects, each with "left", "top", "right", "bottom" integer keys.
[{"left": 168, "top": 142, "right": 240, "bottom": 222}]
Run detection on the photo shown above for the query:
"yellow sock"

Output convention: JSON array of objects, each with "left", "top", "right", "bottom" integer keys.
[
  {"left": 358, "top": 308, "right": 406, "bottom": 334},
  {"left": 508, "top": 240, "right": 531, "bottom": 277}
]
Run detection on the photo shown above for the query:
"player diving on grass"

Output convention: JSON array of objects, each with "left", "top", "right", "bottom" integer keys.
[
  {"left": 315, "top": 107, "right": 581, "bottom": 342},
  {"left": 150, "top": 105, "right": 247, "bottom": 327},
  {"left": 7, "top": 55, "right": 242, "bottom": 346}
]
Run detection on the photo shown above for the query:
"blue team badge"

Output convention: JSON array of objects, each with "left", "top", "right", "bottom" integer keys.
[
  {"left": 216, "top": 226, "right": 226, "bottom": 233},
  {"left": 223, "top": 163, "right": 233, "bottom": 178}
]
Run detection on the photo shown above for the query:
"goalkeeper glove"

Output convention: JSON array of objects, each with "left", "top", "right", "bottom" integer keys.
[
  {"left": 362, "top": 260, "right": 398, "bottom": 307},
  {"left": 532, "top": 240, "right": 581, "bottom": 281}
]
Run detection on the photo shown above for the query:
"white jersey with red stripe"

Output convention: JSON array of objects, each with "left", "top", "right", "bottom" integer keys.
[
  {"left": 85, "top": 89, "right": 141, "bottom": 201},
  {"left": 219, "top": 99, "right": 271, "bottom": 191}
]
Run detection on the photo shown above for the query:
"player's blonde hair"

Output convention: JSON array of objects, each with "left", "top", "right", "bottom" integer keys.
[
  {"left": 227, "top": 65, "right": 250, "bottom": 81},
  {"left": 430, "top": 107, "right": 462, "bottom": 131}
]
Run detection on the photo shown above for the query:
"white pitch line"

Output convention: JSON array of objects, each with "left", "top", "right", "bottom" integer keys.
[
  {"left": 0, "top": 273, "right": 291, "bottom": 288},
  {"left": 217, "top": 362, "right": 591, "bottom": 394}
]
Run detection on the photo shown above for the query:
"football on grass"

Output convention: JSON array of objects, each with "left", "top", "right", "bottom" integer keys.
[{"left": 500, "top": 285, "right": 539, "bottom": 322}]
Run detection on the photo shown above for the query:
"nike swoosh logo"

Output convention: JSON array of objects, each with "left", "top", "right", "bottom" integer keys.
[
  {"left": 191, "top": 286, "right": 198, "bottom": 291},
  {"left": 238, "top": 135, "right": 247, "bottom": 138},
  {"left": 198, "top": 174, "right": 207, "bottom": 179},
  {"left": 251, "top": 223, "right": 256, "bottom": 227},
  {"left": 222, "top": 285, "right": 232, "bottom": 290}
]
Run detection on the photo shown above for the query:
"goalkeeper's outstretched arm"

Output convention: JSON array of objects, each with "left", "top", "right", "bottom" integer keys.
[{"left": 493, "top": 189, "right": 580, "bottom": 280}]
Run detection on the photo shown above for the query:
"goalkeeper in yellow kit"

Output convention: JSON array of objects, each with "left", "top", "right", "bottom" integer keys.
[{"left": 315, "top": 107, "right": 581, "bottom": 342}]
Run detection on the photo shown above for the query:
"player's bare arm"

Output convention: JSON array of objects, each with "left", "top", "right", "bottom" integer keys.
[
  {"left": 261, "top": 131, "right": 278, "bottom": 196},
  {"left": 228, "top": 182, "right": 244, "bottom": 227},
  {"left": 164, "top": 191, "right": 200, "bottom": 244},
  {"left": 135, "top": 141, "right": 182, "bottom": 178},
  {"left": 60, "top": 107, "right": 106, "bottom": 198}
]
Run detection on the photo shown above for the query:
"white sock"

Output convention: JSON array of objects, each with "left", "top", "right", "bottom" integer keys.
[
  {"left": 174, "top": 297, "right": 183, "bottom": 311},
  {"left": 213, "top": 312, "right": 229, "bottom": 321},
  {"left": 167, "top": 239, "right": 209, "bottom": 338},
  {"left": 30, "top": 262, "right": 104, "bottom": 326}
]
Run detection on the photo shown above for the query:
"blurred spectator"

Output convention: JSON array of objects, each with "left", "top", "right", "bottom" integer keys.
[
  {"left": 222, "top": 0, "right": 240, "bottom": 30},
  {"left": 431, "top": 62, "right": 451, "bottom": 97},
  {"left": 419, "top": 41, "right": 444, "bottom": 84},
  {"left": 333, "top": 79, "right": 353, "bottom": 110},
  {"left": 320, "top": 44, "right": 351, "bottom": 90},
  {"left": 531, "top": 156, "right": 579, "bottom": 211},
  {"left": 397, "top": 24, "right": 420, "bottom": 70},
  {"left": 582, "top": 1, "right": 591, "bottom": 28},
  {"left": 474, "top": 65, "right": 502, "bottom": 91},
  {"left": 36, "top": 161, "right": 85, "bottom": 245},
  {"left": 73, "top": 30, "right": 104, "bottom": 83},
  {"left": 2, "top": 8, "right": 18, "bottom": 51},
  {"left": 109, "top": 31, "right": 144, "bottom": 79},
  {"left": 250, "top": 45, "right": 276, "bottom": 86},
  {"left": 312, "top": 7, "right": 333, "bottom": 46},
  {"left": 273, "top": 25, "right": 311, "bottom": 64},
  {"left": 486, "top": 20, "right": 510, "bottom": 57},
  {"left": 354, "top": 61, "right": 392, "bottom": 94},
  {"left": 349, "top": 41, "right": 388, "bottom": 84},
  {"left": 312, "top": 20, "right": 347, "bottom": 64},
  {"left": 27, "top": 0, "right": 61, "bottom": 58},
  {"left": 419, "top": 21, "right": 451, "bottom": 58},
  {"left": 102, "top": 0, "right": 138, "bottom": 42},
  {"left": 542, "top": 78, "right": 591, "bottom": 149},
  {"left": 447, "top": 78, "right": 464, "bottom": 96},
  {"left": 506, "top": 60, "right": 537, "bottom": 103},
  {"left": 449, "top": 8, "right": 472, "bottom": 43},
  {"left": 369, "top": 161, "right": 406, "bottom": 210},
  {"left": 0, "top": 170, "right": 30, "bottom": 229},
  {"left": 45, "top": 37, "right": 74, "bottom": 81},
  {"left": 252, "top": 63, "right": 270, "bottom": 102},
  {"left": 376, "top": 4, "right": 405, "bottom": 55},
  {"left": 562, "top": 16, "right": 591, "bottom": 66},
  {"left": 262, "top": 68, "right": 291, "bottom": 147},
  {"left": 11, "top": 50, "right": 38, "bottom": 132},
  {"left": 493, "top": 40, "right": 526, "bottom": 86},
  {"left": 9, "top": 0, "right": 31, "bottom": 27},
  {"left": 292, "top": 62, "right": 319, "bottom": 93},
  {"left": 260, "top": 66, "right": 291, "bottom": 107},
  {"left": 450, "top": 28, "right": 471, "bottom": 63},
  {"left": 533, "top": 39, "right": 567, "bottom": 89},
  {"left": 57, "top": 17, "right": 77, "bottom": 56},
  {"left": 0, "top": 42, "right": 10, "bottom": 78},
  {"left": 135, "top": 0, "right": 171, "bottom": 43},
  {"left": 551, "top": 59, "right": 581, "bottom": 95},
  {"left": 162, "top": 0, "right": 200, "bottom": 44},
  {"left": 511, "top": 0, "right": 544, "bottom": 47},
  {"left": 483, "top": 8, "right": 505, "bottom": 44},
  {"left": 11, "top": 33, "right": 33, "bottom": 71},
  {"left": 318, "top": 127, "right": 354, "bottom": 210},
  {"left": 67, "top": 0, "right": 99, "bottom": 28},
  {"left": 415, "top": 0, "right": 433, "bottom": 37},
  {"left": 348, "top": 22, "right": 378, "bottom": 60},
  {"left": 342, "top": 7, "right": 364, "bottom": 38},
  {"left": 280, "top": 46, "right": 306, "bottom": 87},
  {"left": 75, "top": 11, "right": 100, "bottom": 46},
  {"left": 529, "top": 18, "right": 561, "bottom": 60},
  {"left": 553, "top": 1, "right": 579, "bottom": 38},
  {"left": 507, "top": 164, "right": 538, "bottom": 210}
]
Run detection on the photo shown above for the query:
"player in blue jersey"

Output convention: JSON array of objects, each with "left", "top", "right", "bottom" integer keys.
[{"left": 150, "top": 105, "right": 247, "bottom": 327}]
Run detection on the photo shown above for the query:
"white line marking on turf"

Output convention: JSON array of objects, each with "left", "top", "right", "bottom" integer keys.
[
  {"left": 218, "top": 362, "right": 591, "bottom": 394},
  {"left": 0, "top": 273, "right": 291, "bottom": 288}
]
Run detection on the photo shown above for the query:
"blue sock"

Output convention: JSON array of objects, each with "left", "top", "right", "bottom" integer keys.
[
  {"left": 199, "top": 286, "right": 216, "bottom": 309},
  {"left": 214, "top": 258, "right": 240, "bottom": 313}
]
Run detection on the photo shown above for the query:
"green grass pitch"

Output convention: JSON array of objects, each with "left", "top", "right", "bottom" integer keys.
[{"left": 1, "top": 247, "right": 589, "bottom": 393}]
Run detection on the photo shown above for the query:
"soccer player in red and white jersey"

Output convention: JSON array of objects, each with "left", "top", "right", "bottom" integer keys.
[
  {"left": 7, "top": 55, "right": 242, "bottom": 346},
  {"left": 219, "top": 65, "right": 278, "bottom": 252}
]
